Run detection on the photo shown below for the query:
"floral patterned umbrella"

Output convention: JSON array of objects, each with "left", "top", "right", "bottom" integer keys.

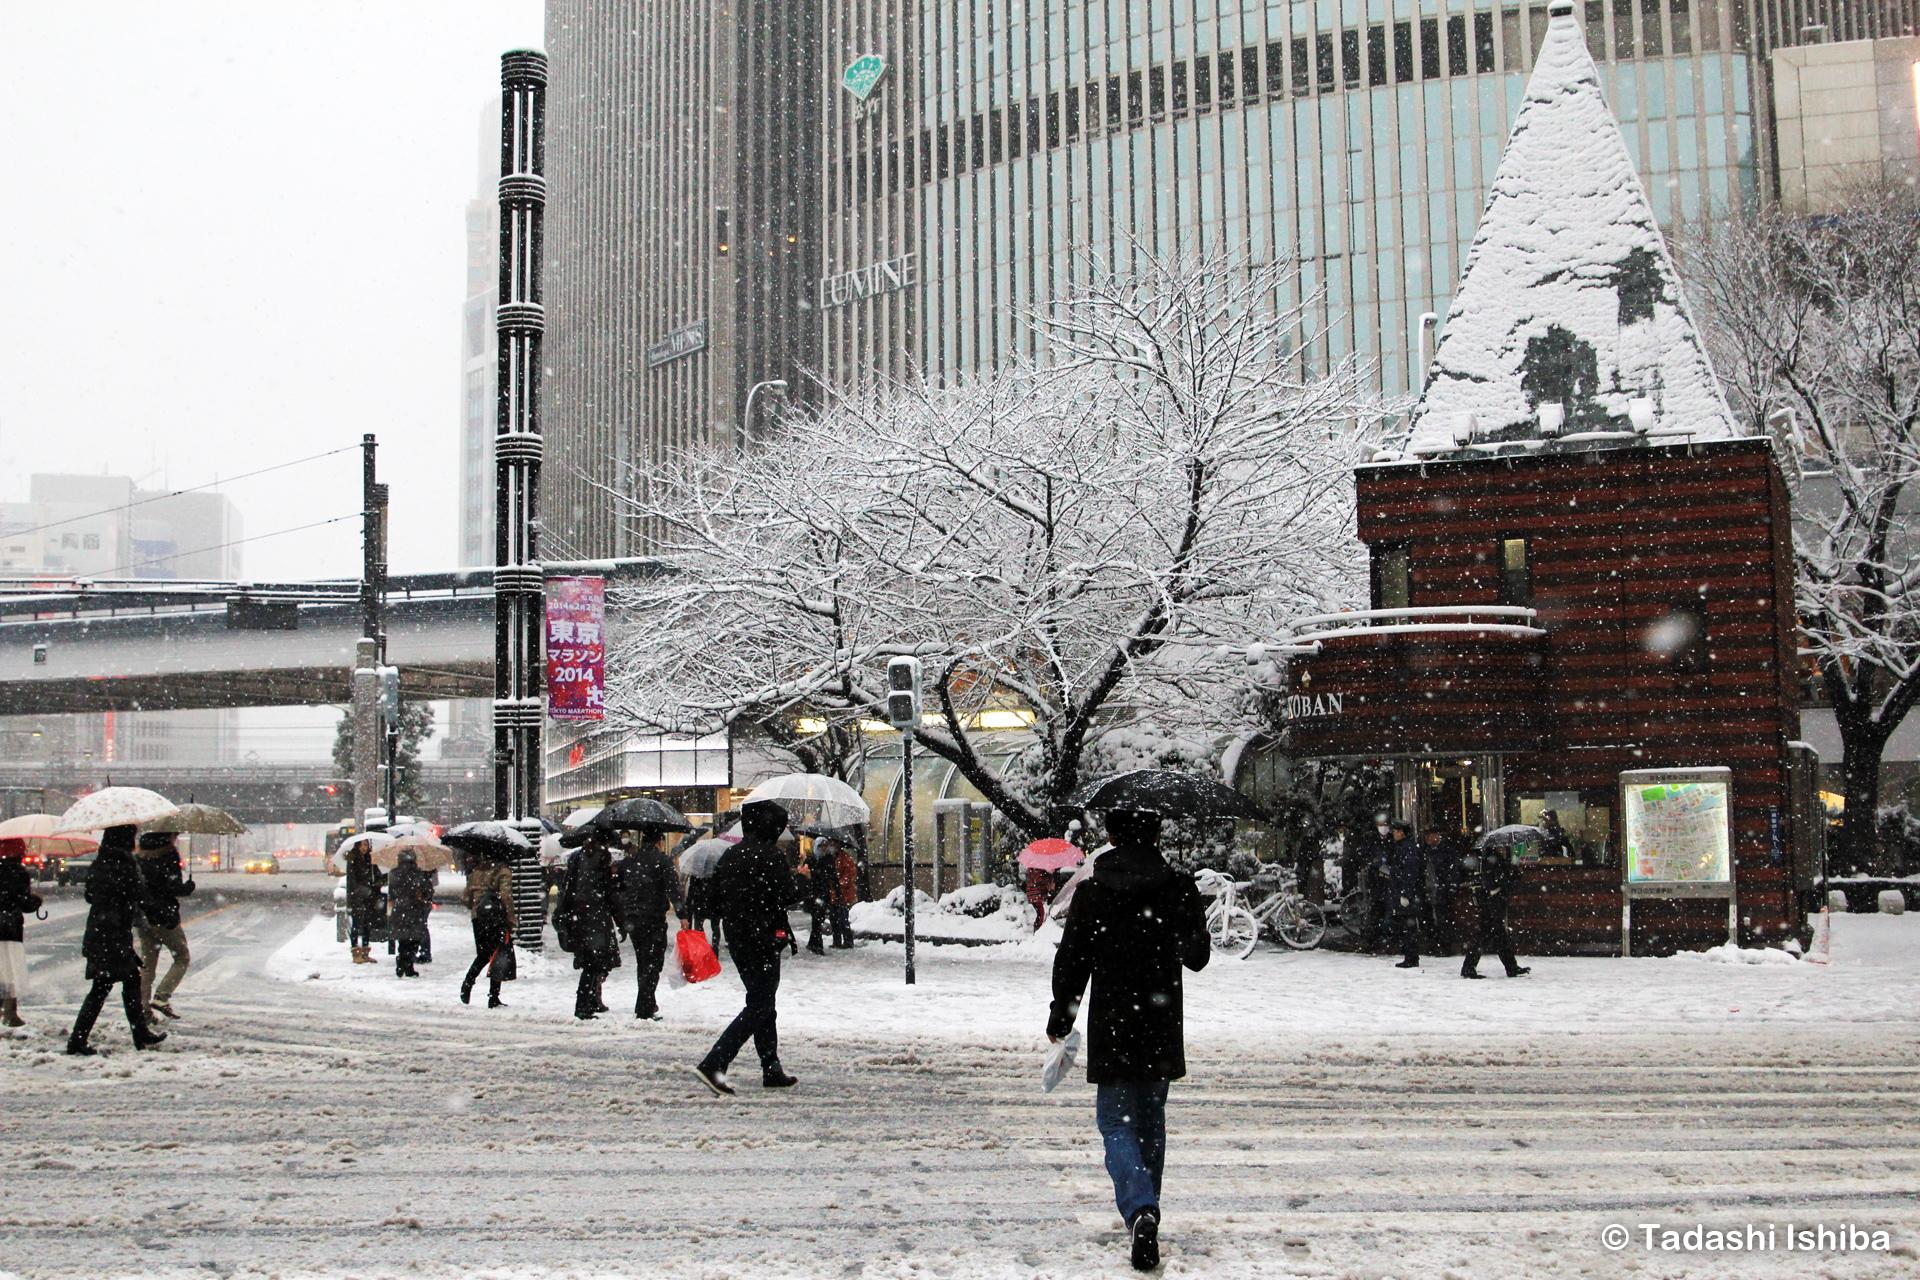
[
  {"left": 142, "top": 803, "right": 248, "bottom": 836},
  {"left": 53, "top": 787, "right": 179, "bottom": 835}
]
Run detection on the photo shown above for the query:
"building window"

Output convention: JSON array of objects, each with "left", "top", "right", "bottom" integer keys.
[
  {"left": 1266, "top": 41, "right": 1286, "bottom": 96},
  {"left": 1292, "top": 36, "right": 1310, "bottom": 94},
  {"left": 1447, "top": 15, "right": 1468, "bottom": 75},
  {"left": 1005, "top": 104, "right": 1019, "bottom": 158},
  {"left": 1613, "top": 0, "right": 1634, "bottom": 60},
  {"left": 1047, "top": 92, "right": 1062, "bottom": 147},
  {"left": 1242, "top": 47, "right": 1260, "bottom": 99},
  {"left": 1216, "top": 52, "right": 1235, "bottom": 104},
  {"left": 1173, "top": 59, "right": 1189, "bottom": 113},
  {"left": 1641, "top": 0, "right": 1663, "bottom": 54},
  {"left": 1474, "top": 12, "right": 1496, "bottom": 72},
  {"left": 1506, "top": 791, "right": 1613, "bottom": 866},
  {"left": 989, "top": 108, "right": 1004, "bottom": 165},
  {"left": 1128, "top": 70, "right": 1144, "bottom": 123},
  {"left": 888, "top": 140, "right": 899, "bottom": 193},
  {"left": 1586, "top": 1, "right": 1608, "bottom": 56},
  {"left": 1394, "top": 22, "right": 1414, "bottom": 82},
  {"left": 1368, "top": 25, "right": 1388, "bottom": 85},
  {"left": 937, "top": 124, "right": 950, "bottom": 179},
  {"left": 1420, "top": 18, "right": 1442, "bottom": 78},
  {"left": 1106, "top": 75, "right": 1122, "bottom": 128},
  {"left": 1065, "top": 86, "right": 1080, "bottom": 140},
  {"left": 1342, "top": 29, "right": 1362, "bottom": 85},
  {"left": 1026, "top": 97, "right": 1042, "bottom": 152},
  {"left": 1371, "top": 542, "right": 1412, "bottom": 610},
  {"left": 1670, "top": 0, "right": 1692, "bottom": 52},
  {"left": 1148, "top": 65, "right": 1165, "bottom": 117},
  {"left": 970, "top": 114, "right": 984, "bottom": 169},
  {"left": 1316, "top": 33, "right": 1336, "bottom": 93},
  {"left": 919, "top": 128, "right": 932, "bottom": 183},
  {"left": 83, "top": 533, "right": 100, "bottom": 550},
  {"left": 1497, "top": 537, "right": 1532, "bottom": 606},
  {"left": 1196, "top": 54, "right": 1213, "bottom": 108}
]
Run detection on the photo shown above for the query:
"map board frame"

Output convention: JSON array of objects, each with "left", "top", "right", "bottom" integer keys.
[{"left": 1619, "top": 767, "right": 1737, "bottom": 956}]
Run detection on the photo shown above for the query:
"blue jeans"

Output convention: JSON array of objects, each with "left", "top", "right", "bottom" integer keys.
[{"left": 1096, "top": 1081, "right": 1170, "bottom": 1223}]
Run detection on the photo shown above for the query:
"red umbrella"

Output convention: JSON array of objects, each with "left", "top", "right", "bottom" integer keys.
[{"left": 1017, "top": 838, "right": 1084, "bottom": 871}]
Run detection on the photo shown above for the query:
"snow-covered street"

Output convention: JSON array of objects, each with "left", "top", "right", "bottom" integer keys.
[{"left": 2, "top": 886, "right": 1916, "bottom": 1279}]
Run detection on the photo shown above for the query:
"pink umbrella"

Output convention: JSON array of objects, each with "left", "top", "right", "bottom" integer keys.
[{"left": 1017, "top": 838, "right": 1084, "bottom": 872}]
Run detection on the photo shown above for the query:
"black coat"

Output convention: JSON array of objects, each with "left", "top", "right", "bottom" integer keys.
[
  {"left": 0, "top": 858, "right": 42, "bottom": 943},
  {"left": 386, "top": 859, "right": 434, "bottom": 943},
  {"left": 708, "top": 835, "right": 802, "bottom": 955},
  {"left": 138, "top": 849, "right": 194, "bottom": 929},
  {"left": 557, "top": 845, "right": 623, "bottom": 972},
  {"left": 345, "top": 851, "right": 385, "bottom": 911},
  {"left": 81, "top": 832, "right": 144, "bottom": 983},
  {"left": 1386, "top": 835, "right": 1425, "bottom": 911},
  {"left": 1424, "top": 834, "right": 1467, "bottom": 896},
  {"left": 1467, "top": 845, "right": 1521, "bottom": 898},
  {"left": 1047, "top": 844, "right": 1210, "bottom": 1085},
  {"left": 614, "top": 846, "right": 684, "bottom": 931}
]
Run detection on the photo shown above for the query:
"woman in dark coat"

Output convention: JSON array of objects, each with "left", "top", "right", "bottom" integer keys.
[
  {"left": 67, "top": 825, "right": 166, "bottom": 1055},
  {"left": 386, "top": 850, "right": 434, "bottom": 978},
  {"left": 459, "top": 851, "right": 515, "bottom": 1007},
  {"left": 344, "top": 845, "right": 385, "bottom": 964},
  {"left": 0, "top": 836, "right": 44, "bottom": 1027},
  {"left": 1047, "top": 810, "right": 1208, "bottom": 1271},
  {"left": 1385, "top": 821, "right": 1426, "bottom": 969},
  {"left": 556, "top": 831, "right": 622, "bottom": 1019},
  {"left": 614, "top": 829, "right": 686, "bottom": 1020}
]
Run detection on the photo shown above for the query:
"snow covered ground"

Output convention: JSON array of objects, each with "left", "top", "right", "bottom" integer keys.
[
  {"left": 267, "top": 908, "right": 1920, "bottom": 1045},
  {"left": 3, "top": 894, "right": 1915, "bottom": 1280}
]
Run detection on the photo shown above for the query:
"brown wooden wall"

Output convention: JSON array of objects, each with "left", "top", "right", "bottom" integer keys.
[{"left": 1285, "top": 440, "right": 1805, "bottom": 954}]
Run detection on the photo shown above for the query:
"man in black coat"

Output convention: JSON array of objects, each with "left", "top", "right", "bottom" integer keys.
[
  {"left": 1461, "top": 841, "right": 1531, "bottom": 979},
  {"left": 1386, "top": 821, "right": 1426, "bottom": 968},
  {"left": 135, "top": 831, "right": 195, "bottom": 1020},
  {"left": 68, "top": 825, "right": 167, "bottom": 1055},
  {"left": 1047, "top": 810, "right": 1209, "bottom": 1273},
  {"left": 1421, "top": 827, "right": 1467, "bottom": 956},
  {"left": 693, "top": 800, "right": 802, "bottom": 1096},
  {"left": 615, "top": 828, "right": 688, "bottom": 1020},
  {"left": 1346, "top": 813, "right": 1394, "bottom": 951},
  {"left": 556, "top": 832, "right": 623, "bottom": 1019}
]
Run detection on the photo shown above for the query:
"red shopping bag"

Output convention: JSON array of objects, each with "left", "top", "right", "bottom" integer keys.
[{"left": 676, "top": 929, "right": 722, "bottom": 984}]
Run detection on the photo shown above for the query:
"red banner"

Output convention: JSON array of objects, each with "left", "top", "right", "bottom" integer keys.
[{"left": 544, "top": 576, "right": 606, "bottom": 722}]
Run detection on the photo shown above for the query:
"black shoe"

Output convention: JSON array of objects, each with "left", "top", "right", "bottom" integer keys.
[
  {"left": 575, "top": 1012, "right": 599, "bottom": 1021},
  {"left": 762, "top": 1069, "right": 798, "bottom": 1089},
  {"left": 635, "top": 1010, "right": 661, "bottom": 1021},
  {"left": 693, "top": 1065, "right": 734, "bottom": 1097},
  {"left": 65, "top": 1039, "right": 96, "bottom": 1057},
  {"left": 595, "top": 1003, "right": 610, "bottom": 1014},
  {"left": 1394, "top": 959, "right": 1419, "bottom": 969},
  {"left": 1507, "top": 966, "right": 1531, "bottom": 977},
  {"left": 1129, "top": 1206, "right": 1160, "bottom": 1271},
  {"left": 1461, "top": 969, "right": 1485, "bottom": 979},
  {"left": 488, "top": 995, "right": 507, "bottom": 1008},
  {"left": 133, "top": 1030, "right": 168, "bottom": 1050},
  {"left": 459, "top": 983, "right": 474, "bottom": 1005},
  {"left": 807, "top": 943, "right": 826, "bottom": 955}
]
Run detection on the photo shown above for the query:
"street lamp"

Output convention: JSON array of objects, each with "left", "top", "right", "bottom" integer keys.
[{"left": 742, "top": 379, "right": 789, "bottom": 442}]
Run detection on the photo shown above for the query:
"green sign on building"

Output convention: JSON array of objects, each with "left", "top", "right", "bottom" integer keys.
[{"left": 843, "top": 55, "right": 885, "bottom": 101}]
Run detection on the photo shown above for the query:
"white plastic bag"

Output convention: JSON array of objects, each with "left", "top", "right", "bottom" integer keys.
[{"left": 1041, "top": 1028, "right": 1081, "bottom": 1093}]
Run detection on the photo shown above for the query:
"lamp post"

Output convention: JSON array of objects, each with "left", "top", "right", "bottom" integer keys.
[
  {"left": 887, "top": 657, "right": 923, "bottom": 985},
  {"left": 741, "top": 379, "right": 788, "bottom": 444}
]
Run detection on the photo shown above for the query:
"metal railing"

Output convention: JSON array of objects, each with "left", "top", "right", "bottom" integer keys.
[{"left": 1221, "top": 606, "right": 1545, "bottom": 663}]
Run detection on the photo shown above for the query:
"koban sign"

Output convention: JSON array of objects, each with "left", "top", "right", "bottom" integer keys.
[{"left": 1281, "top": 692, "right": 1344, "bottom": 719}]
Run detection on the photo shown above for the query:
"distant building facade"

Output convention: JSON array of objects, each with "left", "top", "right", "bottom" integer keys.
[
  {"left": 1772, "top": 33, "right": 1920, "bottom": 211},
  {"left": 543, "top": 0, "right": 822, "bottom": 558},
  {"left": 460, "top": 100, "right": 501, "bottom": 571}
]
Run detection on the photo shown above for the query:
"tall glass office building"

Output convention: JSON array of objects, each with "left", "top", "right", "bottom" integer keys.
[{"left": 821, "top": 0, "right": 1919, "bottom": 398}]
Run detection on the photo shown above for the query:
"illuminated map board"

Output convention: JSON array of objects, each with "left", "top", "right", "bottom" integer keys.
[{"left": 1618, "top": 767, "right": 1736, "bottom": 955}]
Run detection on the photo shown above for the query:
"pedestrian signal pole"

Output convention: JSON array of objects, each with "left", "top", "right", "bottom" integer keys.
[{"left": 887, "top": 657, "right": 923, "bottom": 985}]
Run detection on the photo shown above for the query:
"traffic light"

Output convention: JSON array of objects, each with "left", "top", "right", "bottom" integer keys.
[
  {"left": 377, "top": 666, "right": 401, "bottom": 723},
  {"left": 886, "top": 657, "right": 922, "bottom": 730}
]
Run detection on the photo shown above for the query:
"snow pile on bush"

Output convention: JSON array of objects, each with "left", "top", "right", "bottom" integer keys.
[
  {"left": 847, "top": 882, "right": 1035, "bottom": 942},
  {"left": 1678, "top": 943, "right": 1802, "bottom": 966}
]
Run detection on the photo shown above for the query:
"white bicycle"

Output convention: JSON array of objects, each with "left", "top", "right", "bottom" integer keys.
[{"left": 1195, "top": 869, "right": 1260, "bottom": 960}]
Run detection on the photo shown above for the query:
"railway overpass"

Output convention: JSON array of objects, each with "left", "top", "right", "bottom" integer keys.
[
  {"left": 0, "top": 560, "right": 660, "bottom": 716},
  {"left": 0, "top": 760, "right": 491, "bottom": 826}
]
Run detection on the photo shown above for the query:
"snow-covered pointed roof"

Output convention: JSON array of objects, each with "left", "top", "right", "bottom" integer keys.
[{"left": 1407, "top": 3, "right": 1736, "bottom": 452}]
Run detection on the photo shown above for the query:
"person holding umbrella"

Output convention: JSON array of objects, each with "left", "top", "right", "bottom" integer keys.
[
  {"left": 134, "top": 831, "right": 195, "bottom": 1020},
  {"left": 556, "top": 825, "right": 623, "bottom": 1019},
  {"left": 1019, "top": 838, "right": 1085, "bottom": 928},
  {"left": 693, "top": 799, "right": 803, "bottom": 1096},
  {"left": 1047, "top": 807, "right": 1209, "bottom": 1272},
  {"left": 0, "top": 837, "right": 44, "bottom": 1028},
  {"left": 343, "top": 837, "right": 387, "bottom": 965},
  {"left": 613, "top": 826, "right": 689, "bottom": 1019},
  {"left": 67, "top": 825, "right": 167, "bottom": 1054},
  {"left": 386, "top": 847, "right": 434, "bottom": 979},
  {"left": 1462, "top": 827, "right": 1534, "bottom": 979}
]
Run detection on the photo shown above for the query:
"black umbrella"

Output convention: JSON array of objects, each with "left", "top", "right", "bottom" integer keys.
[
  {"left": 1068, "top": 769, "right": 1267, "bottom": 820},
  {"left": 1475, "top": 824, "right": 1546, "bottom": 851},
  {"left": 593, "top": 797, "right": 694, "bottom": 833},
  {"left": 442, "top": 820, "right": 535, "bottom": 860}
]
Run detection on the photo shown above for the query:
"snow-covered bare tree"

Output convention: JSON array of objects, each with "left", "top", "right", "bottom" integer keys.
[
  {"left": 603, "top": 248, "right": 1382, "bottom": 840},
  {"left": 1683, "top": 187, "right": 1920, "bottom": 873}
]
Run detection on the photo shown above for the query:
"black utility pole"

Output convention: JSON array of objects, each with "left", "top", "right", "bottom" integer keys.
[
  {"left": 352, "top": 436, "right": 386, "bottom": 828},
  {"left": 494, "top": 49, "right": 548, "bottom": 949}
]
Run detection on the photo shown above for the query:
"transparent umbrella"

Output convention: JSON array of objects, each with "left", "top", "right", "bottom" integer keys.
[{"left": 741, "top": 774, "right": 871, "bottom": 829}]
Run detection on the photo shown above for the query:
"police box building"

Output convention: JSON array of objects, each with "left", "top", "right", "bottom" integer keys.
[{"left": 1260, "top": 6, "right": 1824, "bottom": 958}]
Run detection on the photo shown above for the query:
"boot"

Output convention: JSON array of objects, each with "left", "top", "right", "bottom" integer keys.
[
  {"left": 133, "top": 1027, "right": 168, "bottom": 1050},
  {"left": 2, "top": 998, "right": 23, "bottom": 1028},
  {"left": 65, "top": 1036, "right": 97, "bottom": 1057},
  {"left": 487, "top": 983, "right": 506, "bottom": 1009},
  {"left": 460, "top": 977, "right": 475, "bottom": 1005},
  {"left": 351, "top": 946, "right": 371, "bottom": 964}
]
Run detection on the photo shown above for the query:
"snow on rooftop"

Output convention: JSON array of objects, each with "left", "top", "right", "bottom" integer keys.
[{"left": 1408, "top": 5, "right": 1737, "bottom": 453}]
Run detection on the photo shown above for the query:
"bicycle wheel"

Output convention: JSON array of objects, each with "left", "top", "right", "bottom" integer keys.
[
  {"left": 1212, "top": 905, "right": 1259, "bottom": 959},
  {"left": 1274, "top": 898, "right": 1327, "bottom": 950}
]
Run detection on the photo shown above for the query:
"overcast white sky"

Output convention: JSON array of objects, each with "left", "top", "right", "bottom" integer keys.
[{"left": 0, "top": 1, "right": 544, "bottom": 582}]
